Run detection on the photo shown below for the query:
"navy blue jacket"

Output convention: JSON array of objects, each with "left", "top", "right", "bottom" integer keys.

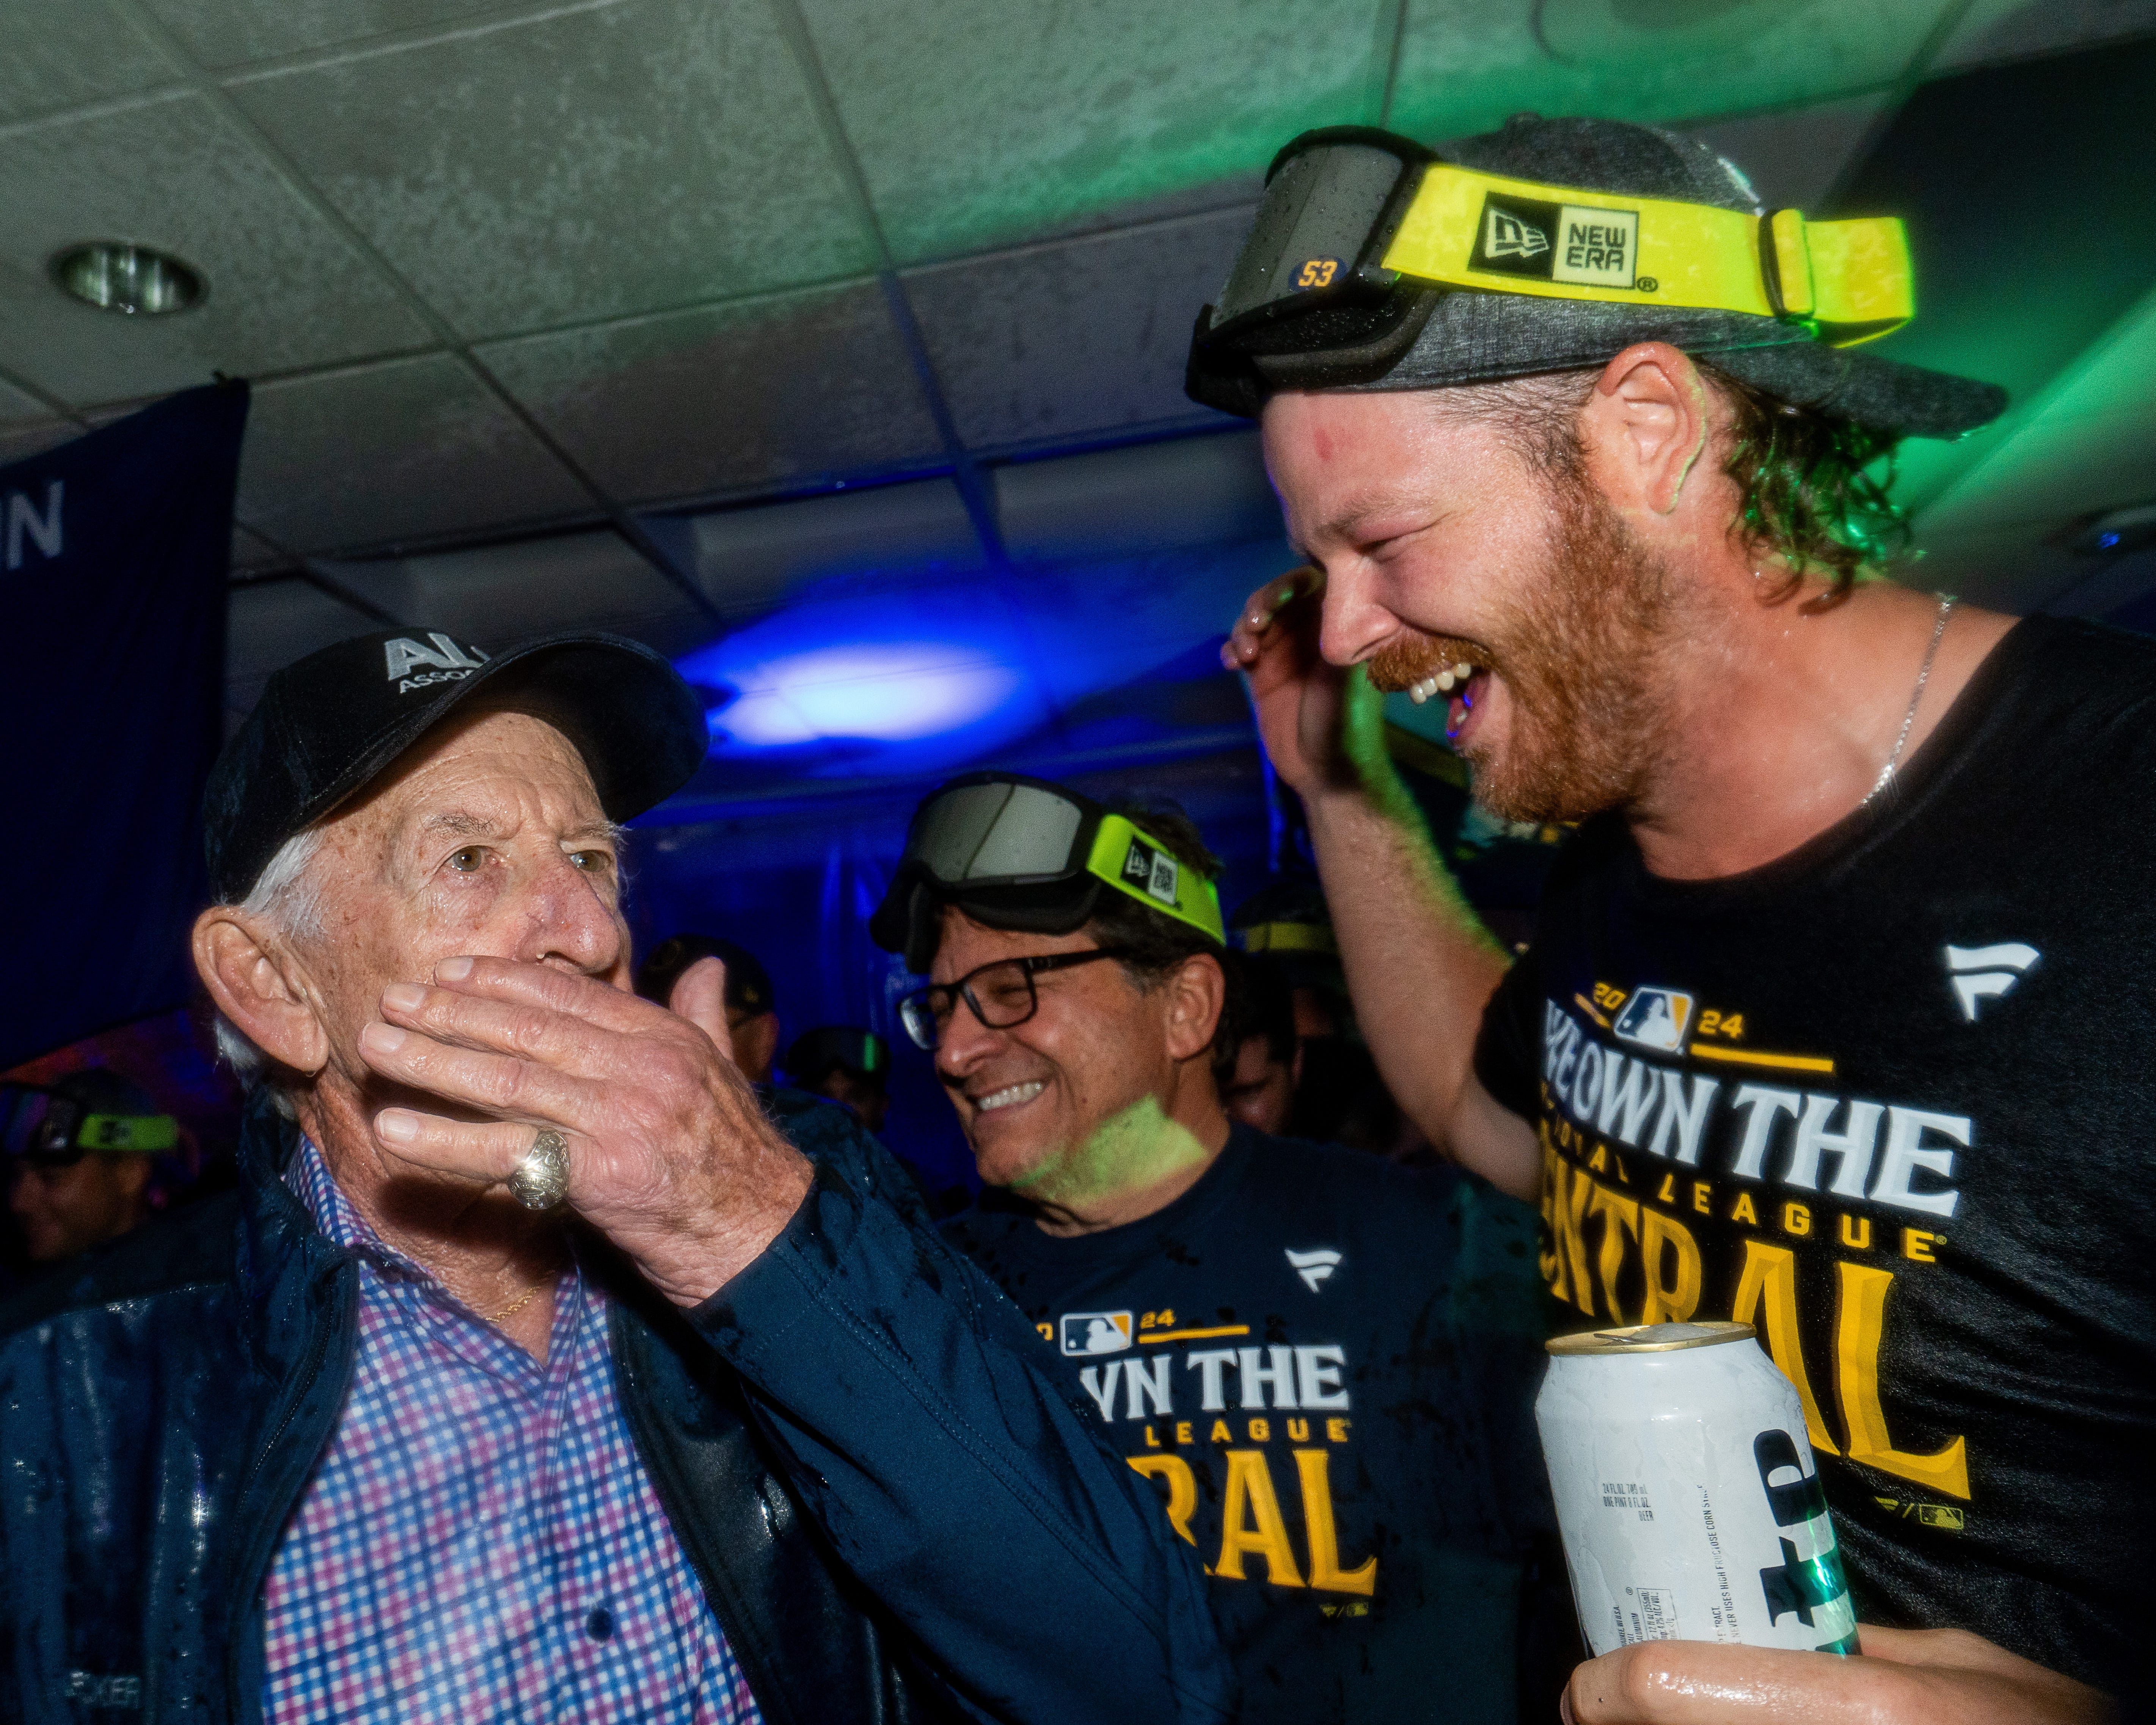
[{"left": 0, "top": 1089, "right": 1231, "bottom": 1725}]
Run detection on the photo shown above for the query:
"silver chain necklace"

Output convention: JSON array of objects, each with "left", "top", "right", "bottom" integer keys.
[{"left": 1864, "top": 593, "right": 1954, "bottom": 804}]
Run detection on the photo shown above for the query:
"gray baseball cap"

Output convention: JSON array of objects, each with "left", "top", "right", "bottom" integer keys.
[{"left": 1186, "top": 114, "right": 2006, "bottom": 439}]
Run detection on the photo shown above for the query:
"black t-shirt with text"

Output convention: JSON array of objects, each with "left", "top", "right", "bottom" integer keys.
[
  {"left": 945, "top": 1127, "right": 1549, "bottom": 1725},
  {"left": 1475, "top": 615, "right": 2156, "bottom": 1695}
]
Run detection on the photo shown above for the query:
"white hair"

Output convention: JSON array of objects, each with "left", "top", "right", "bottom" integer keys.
[{"left": 212, "top": 830, "right": 325, "bottom": 1101}]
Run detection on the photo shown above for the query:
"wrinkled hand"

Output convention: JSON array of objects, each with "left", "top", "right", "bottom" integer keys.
[
  {"left": 358, "top": 954, "right": 812, "bottom": 1307},
  {"left": 1221, "top": 566, "right": 1361, "bottom": 798},
  {"left": 1563, "top": 1625, "right": 2115, "bottom": 1725}
]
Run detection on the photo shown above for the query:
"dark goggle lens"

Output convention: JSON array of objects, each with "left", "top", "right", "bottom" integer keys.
[
  {"left": 2, "top": 1090, "right": 82, "bottom": 1163},
  {"left": 1209, "top": 134, "right": 1423, "bottom": 333}
]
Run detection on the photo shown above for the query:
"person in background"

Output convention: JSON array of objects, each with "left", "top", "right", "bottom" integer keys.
[
  {"left": 3, "top": 1069, "right": 174, "bottom": 1264},
  {"left": 871, "top": 769, "right": 1555, "bottom": 1725},
  {"left": 1216, "top": 954, "right": 1298, "bottom": 1135},
  {"left": 1232, "top": 888, "right": 1420, "bottom": 1157},
  {"left": 635, "top": 933, "right": 779, "bottom": 1083},
  {"left": 784, "top": 1026, "right": 891, "bottom": 1134}
]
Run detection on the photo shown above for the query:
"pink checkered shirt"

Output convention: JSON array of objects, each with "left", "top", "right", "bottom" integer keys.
[{"left": 262, "top": 1139, "right": 763, "bottom": 1724}]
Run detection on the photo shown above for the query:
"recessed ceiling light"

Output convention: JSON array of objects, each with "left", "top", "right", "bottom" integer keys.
[{"left": 50, "top": 241, "right": 206, "bottom": 316}]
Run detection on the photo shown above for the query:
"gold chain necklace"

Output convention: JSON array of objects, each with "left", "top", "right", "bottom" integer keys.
[{"left": 487, "top": 1267, "right": 560, "bottom": 1325}]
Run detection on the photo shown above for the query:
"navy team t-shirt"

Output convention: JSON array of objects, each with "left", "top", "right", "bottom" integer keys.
[{"left": 945, "top": 1126, "right": 1550, "bottom": 1725}]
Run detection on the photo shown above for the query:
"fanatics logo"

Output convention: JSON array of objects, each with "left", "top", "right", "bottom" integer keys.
[
  {"left": 1944, "top": 942, "right": 2039, "bottom": 1021},
  {"left": 1060, "top": 1311, "right": 1134, "bottom": 1356},
  {"left": 1286, "top": 1247, "right": 1342, "bottom": 1292}
]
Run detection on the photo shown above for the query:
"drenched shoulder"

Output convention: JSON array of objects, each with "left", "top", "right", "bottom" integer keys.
[{"left": 0, "top": 1191, "right": 242, "bottom": 1339}]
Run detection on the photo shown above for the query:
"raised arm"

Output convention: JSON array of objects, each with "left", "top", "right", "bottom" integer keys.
[{"left": 1225, "top": 567, "right": 1539, "bottom": 1200}]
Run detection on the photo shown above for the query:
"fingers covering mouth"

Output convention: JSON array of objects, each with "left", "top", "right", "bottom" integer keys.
[{"left": 973, "top": 1080, "right": 1045, "bottom": 1114}]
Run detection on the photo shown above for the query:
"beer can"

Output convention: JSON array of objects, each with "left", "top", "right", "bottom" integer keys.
[{"left": 1535, "top": 1320, "right": 1858, "bottom": 1658}]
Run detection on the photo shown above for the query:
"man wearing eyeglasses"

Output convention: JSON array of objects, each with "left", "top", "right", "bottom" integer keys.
[{"left": 872, "top": 771, "right": 1556, "bottom": 1725}]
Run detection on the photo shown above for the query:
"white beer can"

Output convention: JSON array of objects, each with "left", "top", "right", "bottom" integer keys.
[{"left": 1536, "top": 1320, "right": 1858, "bottom": 1659}]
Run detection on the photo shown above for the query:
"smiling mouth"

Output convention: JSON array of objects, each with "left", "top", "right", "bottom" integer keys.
[
  {"left": 1403, "top": 655, "right": 1489, "bottom": 707},
  {"left": 974, "top": 1081, "right": 1046, "bottom": 1114}
]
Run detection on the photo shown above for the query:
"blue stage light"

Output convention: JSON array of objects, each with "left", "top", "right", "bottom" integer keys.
[{"left": 705, "top": 643, "right": 1022, "bottom": 747}]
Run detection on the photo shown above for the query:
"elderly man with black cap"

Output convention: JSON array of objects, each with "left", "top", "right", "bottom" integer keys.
[
  {"left": 0, "top": 629, "right": 1230, "bottom": 1725},
  {"left": 1204, "top": 118, "right": 2147, "bottom": 1722}
]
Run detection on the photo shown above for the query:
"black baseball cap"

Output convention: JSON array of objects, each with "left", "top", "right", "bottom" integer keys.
[
  {"left": 785, "top": 1026, "right": 888, "bottom": 1088},
  {"left": 204, "top": 628, "right": 707, "bottom": 905},
  {"left": 634, "top": 935, "right": 774, "bottom": 1017}
]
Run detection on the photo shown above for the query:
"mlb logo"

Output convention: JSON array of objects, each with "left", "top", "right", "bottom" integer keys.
[
  {"left": 1060, "top": 1311, "right": 1134, "bottom": 1356},
  {"left": 1611, "top": 986, "right": 1693, "bottom": 1053}
]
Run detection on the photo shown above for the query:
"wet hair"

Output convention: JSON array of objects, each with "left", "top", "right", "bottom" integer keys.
[{"left": 1433, "top": 359, "right": 1913, "bottom": 607}]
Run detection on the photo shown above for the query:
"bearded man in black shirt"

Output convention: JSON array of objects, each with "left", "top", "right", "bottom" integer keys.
[
  {"left": 1198, "top": 117, "right": 2142, "bottom": 1722},
  {"left": 868, "top": 773, "right": 1553, "bottom": 1724}
]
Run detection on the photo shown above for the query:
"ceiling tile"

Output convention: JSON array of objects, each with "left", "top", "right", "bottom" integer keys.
[
  {"left": 0, "top": 374, "right": 60, "bottom": 423},
  {"left": 142, "top": 0, "right": 531, "bottom": 70},
  {"left": 317, "top": 529, "right": 714, "bottom": 657},
  {"left": 1935, "top": 0, "right": 2156, "bottom": 72},
  {"left": 0, "top": 419, "right": 81, "bottom": 468},
  {"left": 657, "top": 476, "right": 983, "bottom": 619},
  {"left": 479, "top": 280, "right": 940, "bottom": 507},
  {"left": 902, "top": 208, "right": 1249, "bottom": 450},
  {"left": 231, "top": 523, "right": 289, "bottom": 571},
  {"left": 0, "top": 2, "right": 175, "bottom": 125},
  {"left": 0, "top": 93, "right": 432, "bottom": 406},
  {"left": 238, "top": 352, "right": 590, "bottom": 553},
  {"left": 226, "top": 573, "right": 385, "bottom": 712},
  {"left": 1395, "top": 0, "right": 1960, "bottom": 143},
  {"left": 801, "top": 0, "right": 1387, "bottom": 266},
  {"left": 229, "top": 0, "right": 875, "bottom": 340},
  {"left": 1684, "top": 91, "right": 1893, "bottom": 211},
  {"left": 996, "top": 432, "right": 1281, "bottom": 564}
]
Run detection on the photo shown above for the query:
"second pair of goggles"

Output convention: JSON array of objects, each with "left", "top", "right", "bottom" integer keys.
[
  {"left": 1192, "top": 126, "right": 1911, "bottom": 388},
  {"left": 871, "top": 772, "right": 1225, "bottom": 971},
  {"left": 2, "top": 1084, "right": 177, "bottom": 1164}
]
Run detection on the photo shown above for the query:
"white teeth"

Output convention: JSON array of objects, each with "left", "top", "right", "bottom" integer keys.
[
  {"left": 1435, "top": 669, "right": 1455, "bottom": 692},
  {"left": 1408, "top": 682, "right": 1429, "bottom": 705},
  {"left": 1454, "top": 661, "right": 1473, "bottom": 679},
  {"left": 976, "top": 1081, "right": 1045, "bottom": 1113}
]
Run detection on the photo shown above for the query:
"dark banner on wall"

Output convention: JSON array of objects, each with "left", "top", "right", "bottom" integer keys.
[{"left": 0, "top": 383, "right": 249, "bottom": 1068}]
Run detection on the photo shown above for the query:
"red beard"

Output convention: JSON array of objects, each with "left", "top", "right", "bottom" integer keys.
[{"left": 1376, "top": 476, "right": 1677, "bottom": 825}]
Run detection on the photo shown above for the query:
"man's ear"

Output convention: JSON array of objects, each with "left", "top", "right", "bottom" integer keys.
[
  {"left": 1583, "top": 341, "right": 1712, "bottom": 516},
  {"left": 1164, "top": 952, "right": 1228, "bottom": 1064},
  {"left": 192, "top": 910, "right": 328, "bottom": 1076}
]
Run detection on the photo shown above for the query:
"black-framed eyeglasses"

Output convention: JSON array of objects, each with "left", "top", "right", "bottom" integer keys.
[{"left": 898, "top": 948, "right": 1132, "bottom": 1051}]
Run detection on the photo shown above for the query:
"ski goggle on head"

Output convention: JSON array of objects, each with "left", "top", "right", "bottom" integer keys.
[
  {"left": 869, "top": 772, "right": 1226, "bottom": 974},
  {"left": 1186, "top": 126, "right": 1913, "bottom": 412},
  {"left": 2, "top": 1083, "right": 177, "bottom": 1167}
]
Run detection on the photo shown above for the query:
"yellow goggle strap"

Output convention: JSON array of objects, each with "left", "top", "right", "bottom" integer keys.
[
  {"left": 1379, "top": 163, "right": 1911, "bottom": 347},
  {"left": 1237, "top": 921, "right": 1338, "bottom": 957},
  {"left": 1084, "top": 814, "right": 1226, "bottom": 946}
]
